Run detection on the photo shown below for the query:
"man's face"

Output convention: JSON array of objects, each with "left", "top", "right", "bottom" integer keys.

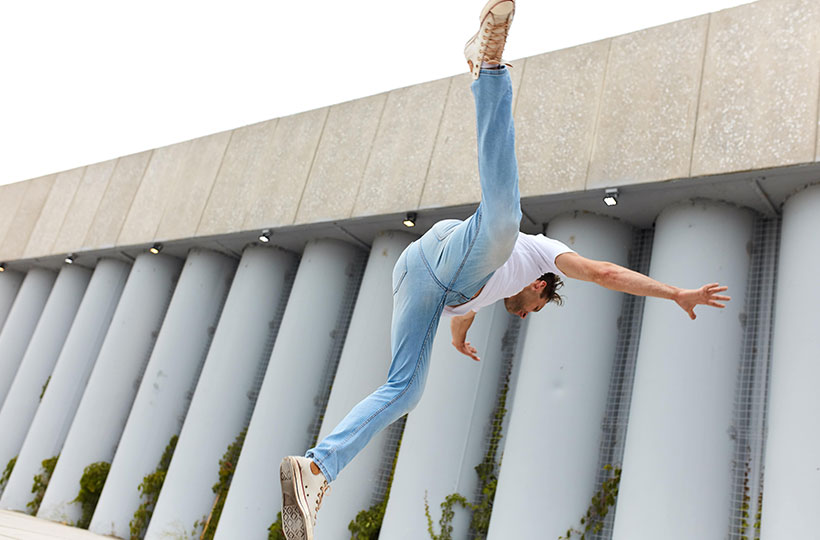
[{"left": 503, "top": 280, "right": 548, "bottom": 319}]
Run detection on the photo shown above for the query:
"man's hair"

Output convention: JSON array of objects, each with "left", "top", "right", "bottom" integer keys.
[{"left": 538, "top": 272, "right": 564, "bottom": 306}]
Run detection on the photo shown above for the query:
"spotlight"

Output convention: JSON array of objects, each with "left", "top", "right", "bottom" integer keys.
[
  {"left": 402, "top": 212, "right": 417, "bottom": 228},
  {"left": 258, "top": 229, "right": 272, "bottom": 243},
  {"left": 149, "top": 243, "right": 163, "bottom": 255},
  {"left": 65, "top": 253, "right": 76, "bottom": 265},
  {"left": 603, "top": 188, "right": 619, "bottom": 207},
  {"left": 0, "top": 263, "right": 5, "bottom": 272}
]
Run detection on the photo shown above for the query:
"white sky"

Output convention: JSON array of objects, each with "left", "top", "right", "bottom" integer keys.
[{"left": 0, "top": 0, "right": 751, "bottom": 187}]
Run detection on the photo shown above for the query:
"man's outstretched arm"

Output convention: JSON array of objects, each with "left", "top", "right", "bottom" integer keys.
[
  {"left": 450, "top": 310, "right": 480, "bottom": 361},
  {"left": 555, "top": 252, "right": 730, "bottom": 320}
]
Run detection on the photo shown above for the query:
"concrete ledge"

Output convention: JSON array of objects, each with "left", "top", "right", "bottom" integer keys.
[{"left": 0, "top": 510, "right": 117, "bottom": 540}]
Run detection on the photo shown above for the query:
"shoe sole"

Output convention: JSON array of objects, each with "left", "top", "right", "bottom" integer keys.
[
  {"left": 280, "top": 457, "right": 310, "bottom": 540},
  {"left": 480, "top": 0, "right": 514, "bottom": 23}
]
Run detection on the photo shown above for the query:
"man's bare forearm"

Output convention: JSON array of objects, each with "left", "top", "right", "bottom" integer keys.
[{"left": 595, "top": 262, "right": 681, "bottom": 301}]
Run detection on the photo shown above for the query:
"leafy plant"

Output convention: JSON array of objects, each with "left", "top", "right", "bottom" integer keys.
[
  {"left": 39, "top": 375, "right": 51, "bottom": 401},
  {"left": 129, "top": 435, "right": 178, "bottom": 540},
  {"left": 27, "top": 455, "right": 59, "bottom": 515},
  {"left": 199, "top": 429, "right": 247, "bottom": 540},
  {"left": 268, "top": 512, "right": 285, "bottom": 540},
  {"left": 0, "top": 456, "right": 16, "bottom": 491},
  {"left": 72, "top": 461, "right": 110, "bottom": 529},
  {"left": 559, "top": 464, "right": 621, "bottom": 539}
]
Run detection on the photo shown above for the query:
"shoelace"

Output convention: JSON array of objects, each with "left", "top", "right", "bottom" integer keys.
[
  {"left": 312, "top": 482, "right": 331, "bottom": 525},
  {"left": 480, "top": 17, "right": 511, "bottom": 64}
]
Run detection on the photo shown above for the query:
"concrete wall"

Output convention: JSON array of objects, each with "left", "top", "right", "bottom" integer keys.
[{"left": 0, "top": 0, "right": 817, "bottom": 263}]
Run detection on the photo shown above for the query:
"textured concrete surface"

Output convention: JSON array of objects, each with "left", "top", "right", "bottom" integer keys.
[
  {"left": 515, "top": 43, "right": 608, "bottom": 197},
  {"left": 692, "top": 0, "right": 820, "bottom": 176},
  {"left": 198, "top": 120, "right": 278, "bottom": 236},
  {"left": 240, "top": 108, "right": 328, "bottom": 231},
  {"left": 0, "top": 510, "right": 115, "bottom": 539},
  {"left": 295, "top": 93, "right": 387, "bottom": 224},
  {"left": 1, "top": 175, "right": 56, "bottom": 261},
  {"left": 82, "top": 151, "right": 152, "bottom": 250},
  {"left": 0, "top": 182, "right": 30, "bottom": 258},
  {"left": 23, "top": 168, "right": 85, "bottom": 259},
  {"left": 354, "top": 77, "right": 450, "bottom": 217},
  {"left": 588, "top": 16, "right": 708, "bottom": 188},
  {"left": 52, "top": 160, "right": 116, "bottom": 255}
]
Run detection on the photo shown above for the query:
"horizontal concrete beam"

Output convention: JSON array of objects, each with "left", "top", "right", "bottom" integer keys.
[{"left": 1, "top": 0, "right": 817, "bottom": 263}]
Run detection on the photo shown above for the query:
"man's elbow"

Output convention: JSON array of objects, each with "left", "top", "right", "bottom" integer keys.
[{"left": 592, "top": 262, "right": 620, "bottom": 286}]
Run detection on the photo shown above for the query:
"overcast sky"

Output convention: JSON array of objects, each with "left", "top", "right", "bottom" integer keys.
[{"left": 0, "top": 0, "right": 751, "bottom": 187}]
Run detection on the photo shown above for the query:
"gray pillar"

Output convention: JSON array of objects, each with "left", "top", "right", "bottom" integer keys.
[
  {"left": 0, "top": 259, "right": 130, "bottom": 511},
  {"left": 215, "top": 239, "right": 364, "bottom": 540},
  {"left": 90, "top": 249, "right": 236, "bottom": 538},
  {"left": 0, "top": 264, "right": 91, "bottom": 491},
  {"left": 380, "top": 302, "right": 511, "bottom": 539},
  {"left": 145, "top": 246, "right": 297, "bottom": 540},
  {"left": 486, "top": 213, "right": 632, "bottom": 539},
  {"left": 311, "top": 231, "right": 414, "bottom": 538},
  {"left": 0, "top": 269, "right": 23, "bottom": 332},
  {"left": 0, "top": 268, "right": 56, "bottom": 408},
  {"left": 611, "top": 202, "right": 753, "bottom": 539},
  {"left": 760, "top": 184, "right": 820, "bottom": 538},
  {"left": 38, "top": 253, "right": 182, "bottom": 525}
]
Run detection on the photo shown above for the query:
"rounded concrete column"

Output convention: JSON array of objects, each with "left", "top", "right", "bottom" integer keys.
[
  {"left": 0, "top": 268, "right": 56, "bottom": 408},
  {"left": 0, "top": 269, "right": 24, "bottom": 332},
  {"left": 760, "top": 184, "right": 820, "bottom": 538},
  {"left": 487, "top": 213, "right": 632, "bottom": 539},
  {"left": 0, "top": 259, "right": 130, "bottom": 511},
  {"left": 310, "top": 231, "right": 414, "bottom": 539},
  {"left": 611, "top": 201, "right": 753, "bottom": 539},
  {"left": 145, "top": 246, "right": 297, "bottom": 540},
  {"left": 38, "top": 253, "right": 182, "bottom": 525},
  {"left": 90, "top": 249, "right": 236, "bottom": 538},
  {"left": 0, "top": 264, "right": 91, "bottom": 487},
  {"left": 381, "top": 302, "right": 511, "bottom": 539},
  {"left": 215, "top": 238, "right": 364, "bottom": 540}
]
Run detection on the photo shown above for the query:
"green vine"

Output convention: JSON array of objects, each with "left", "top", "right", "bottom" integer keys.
[
  {"left": 27, "top": 454, "right": 59, "bottom": 515},
  {"left": 348, "top": 419, "right": 406, "bottom": 539},
  {"left": 198, "top": 429, "right": 247, "bottom": 540},
  {"left": 40, "top": 375, "right": 51, "bottom": 401},
  {"left": 558, "top": 465, "right": 621, "bottom": 539},
  {"left": 129, "top": 435, "right": 178, "bottom": 540},
  {"left": 267, "top": 512, "right": 285, "bottom": 540},
  {"left": 72, "top": 461, "right": 110, "bottom": 529},
  {"left": 1, "top": 456, "right": 16, "bottom": 492}
]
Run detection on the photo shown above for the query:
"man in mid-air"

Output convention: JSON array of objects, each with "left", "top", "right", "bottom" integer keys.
[{"left": 279, "top": 1, "right": 730, "bottom": 538}]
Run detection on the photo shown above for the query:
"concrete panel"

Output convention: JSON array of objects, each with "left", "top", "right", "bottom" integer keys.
[
  {"left": 154, "top": 131, "right": 231, "bottom": 242},
  {"left": 692, "top": 0, "right": 820, "bottom": 176},
  {"left": 52, "top": 160, "right": 117, "bottom": 254},
  {"left": 514, "top": 42, "right": 609, "bottom": 198},
  {"left": 0, "top": 175, "right": 56, "bottom": 261},
  {"left": 22, "top": 168, "right": 85, "bottom": 258},
  {"left": 353, "top": 78, "right": 450, "bottom": 217},
  {"left": 197, "top": 119, "right": 277, "bottom": 235},
  {"left": 83, "top": 151, "right": 152, "bottom": 250},
  {"left": 421, "top": 66, "right": 524, "bottom": 209},
  {"left": 241, "top": 109, "right": 328, "bottom": 231},
  {"left": 0, "top": 182, "right": 28, "bottom": 255},
  {"left": 295, "top": 94, "right": 387, "bottom": 224},
  {"left": 588, "top": 16, "right": 708, "bottom": 188}
]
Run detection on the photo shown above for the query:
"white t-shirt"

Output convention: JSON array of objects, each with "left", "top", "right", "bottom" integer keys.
[{"left": 442, "top": 233, "right": 574, "bottom": 317}]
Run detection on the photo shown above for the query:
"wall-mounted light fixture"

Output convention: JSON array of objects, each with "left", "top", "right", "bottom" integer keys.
[
  {"left": 0, "top": 263, "right": 5, "bottom": 273},
  {"left": 149, "top": 243, "right": 163, "bottom": 255},
  {"left": 402, "top": 212, "right": 417, "bottom": 228},
  {"left": 603, "top": 188, "right": 619, "bottom": 207},
  {"left": 65, "top": 253, "right": 76, "bottom": 264},
  {"left": 258, "top": 229, "right": 272, "bottom": 243}
]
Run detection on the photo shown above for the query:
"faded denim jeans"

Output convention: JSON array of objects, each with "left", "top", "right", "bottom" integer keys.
[{"left": 307, "top": 67, "right": 522, "bottom": 482}]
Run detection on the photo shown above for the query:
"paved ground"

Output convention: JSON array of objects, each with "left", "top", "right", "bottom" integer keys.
[{"left": 0, "top": 510, "right": 118, "bottom": 540}]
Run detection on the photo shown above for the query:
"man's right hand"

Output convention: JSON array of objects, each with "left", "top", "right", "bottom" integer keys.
[{"left": 450, "top": 311, "right": 480, "bottom": 361}]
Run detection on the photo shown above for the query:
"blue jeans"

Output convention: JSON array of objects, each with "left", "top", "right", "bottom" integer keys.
[{"left": 306, "top": 68, "right": 521, "bottom": 482}]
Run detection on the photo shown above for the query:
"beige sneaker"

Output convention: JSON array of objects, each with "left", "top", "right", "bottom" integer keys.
[
  {"left": 464, "top": 0, "right": 515, "bottom": 79},
  {"left": 280, "top": 456, "right": 330, "bottom": 540}
]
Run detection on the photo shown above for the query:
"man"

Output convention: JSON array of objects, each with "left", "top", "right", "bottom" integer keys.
[{"left": 279, "top": 1, "right": 730, "bottom": 538}]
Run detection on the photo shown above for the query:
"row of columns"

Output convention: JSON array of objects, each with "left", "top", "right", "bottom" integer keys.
[{"left": 0, "top": 188, "right": 817, "bottom": 539}]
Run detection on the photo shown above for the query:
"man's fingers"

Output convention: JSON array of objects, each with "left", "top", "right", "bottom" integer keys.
[
  {"left": 712, "top": 294, "right": 731, "bottom": 301},
  {"left": 707, "top": 301, "right": 726, "bottom": 308}
]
